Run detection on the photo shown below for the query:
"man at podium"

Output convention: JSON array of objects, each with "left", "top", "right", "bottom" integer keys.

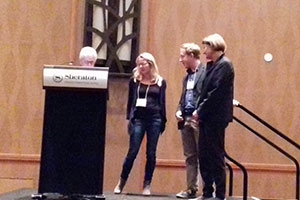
[
  {"left": 37, "top": 45, "right": 108, "bottom": 199},
  {"left": 79, "top": 46, "right": 97, "bottom": 67}
]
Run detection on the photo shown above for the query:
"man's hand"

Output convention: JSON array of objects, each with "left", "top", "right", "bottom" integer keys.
[
  {"left": 192, "top": 110, "right": 200, "bottom": 122},
  {"left": 175, "top": 110, "right": 184, "bottom": 121}
]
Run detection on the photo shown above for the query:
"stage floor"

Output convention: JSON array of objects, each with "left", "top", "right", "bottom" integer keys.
[{"left": 0, "top": 189, "right": 259, "bottom": 200}]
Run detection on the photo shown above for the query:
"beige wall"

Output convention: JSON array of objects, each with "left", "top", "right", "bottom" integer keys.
[
  {"left": 0, "top": 0, "right": 84, "bottom": 194},
  {"left": 0, "top": 1, "right": 299, "bottom": 199}
]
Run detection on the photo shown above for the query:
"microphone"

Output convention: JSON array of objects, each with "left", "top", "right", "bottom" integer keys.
[{"left": 59, "top": 61, "right": 74, "bottom": 66}]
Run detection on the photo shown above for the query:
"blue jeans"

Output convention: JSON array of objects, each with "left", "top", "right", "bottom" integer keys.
[{"left": 120, "top": 117, "right": 162, "bottom": 183}]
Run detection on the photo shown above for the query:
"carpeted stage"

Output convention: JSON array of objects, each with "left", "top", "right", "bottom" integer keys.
[{"left": 0, "top": 189, "right": 259, "bottom": 200}]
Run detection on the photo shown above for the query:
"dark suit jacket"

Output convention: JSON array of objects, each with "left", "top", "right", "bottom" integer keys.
[
  {"left": 177, "top": 63, "right": 206, "bottom": 118},
  {"left": 196, "top": 54, "right": 234, "bottom": 126}
]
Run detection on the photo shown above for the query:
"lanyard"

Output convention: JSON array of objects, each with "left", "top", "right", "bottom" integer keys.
[{"left": 137, "top": 83, "right": 150, "bottom": 99}]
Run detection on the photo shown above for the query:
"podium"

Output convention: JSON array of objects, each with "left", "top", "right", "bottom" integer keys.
[{"left": 34, "top": 65, "right": 109, "bottom": 199}]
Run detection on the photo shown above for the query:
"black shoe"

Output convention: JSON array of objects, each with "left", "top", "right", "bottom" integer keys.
[{"left": 176, "top": 188, "right": 197, "bottom": 199}]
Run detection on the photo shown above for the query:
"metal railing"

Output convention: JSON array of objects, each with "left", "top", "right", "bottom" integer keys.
[
  {"left": 233, "top": 100, "right": 300, "bottom": 200},
  {"left": 225, "top": 154, "right": 248, "bottom": 200}
]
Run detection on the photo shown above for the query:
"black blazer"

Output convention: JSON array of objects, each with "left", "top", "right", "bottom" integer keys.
[
  {"left": 177, "top": 63, "right": 206, "bottom": 114},
  {"left": 196, "top": 54, "right": 234, "bottom": 126}
]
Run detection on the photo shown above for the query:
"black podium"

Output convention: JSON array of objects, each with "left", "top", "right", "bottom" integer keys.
[{"left": 34, "top": 65, "right": 109, "bottom": 200}]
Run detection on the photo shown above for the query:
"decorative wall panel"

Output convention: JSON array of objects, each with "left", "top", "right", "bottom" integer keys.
[{"left": 83, "top": 0, "right": 141, "bottom": 77}]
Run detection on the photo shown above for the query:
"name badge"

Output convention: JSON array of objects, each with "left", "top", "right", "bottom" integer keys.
[
  {"left": 136, "top": 98, "right": 147, "bottom": 107},
  {"left": 187, "top": 81, "right": 194, "bottom": 90}
]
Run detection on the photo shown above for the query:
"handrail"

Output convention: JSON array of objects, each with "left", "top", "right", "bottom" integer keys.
[
  {"left": 233, "top": 114, "right": 300, "bottom": 200},
  {"left": 234, "top": 100, "right": 300, "bottom": 150},
  {"left": 225, "top": 154, "right": 248, "bottom": 200},
  {"left": 225, "top": 162, "right": 233, "bottom": 196}
]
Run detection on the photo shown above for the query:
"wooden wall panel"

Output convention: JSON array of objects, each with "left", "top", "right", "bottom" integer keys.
[
  {"left": 0, "top": 153, "right": 39, "bottom": 194},
  {"left": 0, "top": 0, "right": 82, "bottom": 195},
  {"left": 0, "top": 0, "right": 73, "bottom": 153},
  {"left": 133, "top": 1, "right": 300, "bottom": 199}
]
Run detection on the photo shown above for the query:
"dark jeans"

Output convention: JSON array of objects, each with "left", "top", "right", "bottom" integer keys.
[
  {"left": 120, "top": 117, "right": 162, "bottom": 183},
  {"left": 198, "top": 122, "right": 227, "bottom": 199}
]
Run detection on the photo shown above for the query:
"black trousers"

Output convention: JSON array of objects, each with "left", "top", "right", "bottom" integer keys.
[{"left": 198, "top": 122, "right": 227, "bottom": 199}]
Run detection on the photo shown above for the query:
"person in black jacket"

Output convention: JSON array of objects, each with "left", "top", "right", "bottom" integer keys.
[
  {"left": 114, "top": 52, "right": 167, "bottom": 196},
  {"left": 175, "top": 43, "right": 206, "bottom": 199},
  {"left": 195, "top": 33, "right": 234, "bottom": 200}
]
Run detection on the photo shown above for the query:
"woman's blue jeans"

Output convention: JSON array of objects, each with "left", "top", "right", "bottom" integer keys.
[{"left": 120, "top": 117, "right": 162, "bottom": 183}]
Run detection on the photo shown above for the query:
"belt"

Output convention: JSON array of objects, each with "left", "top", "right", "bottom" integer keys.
[{"left": 183, "top": 108, "right": 194, "bottom": 116}]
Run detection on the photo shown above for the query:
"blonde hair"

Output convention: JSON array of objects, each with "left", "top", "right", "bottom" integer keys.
[
  {"left": 133, "top": 52, "right": 163, "bottom": 86},
  {"left": 180, "top": 43, "right": 201, "bottom": 59},
  {"left": 202, "top": 33, "right": 227, "bottom": 52}
]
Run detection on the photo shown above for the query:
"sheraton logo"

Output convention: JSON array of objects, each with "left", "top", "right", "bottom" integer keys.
[
  {"left": 44, "top": 66, "right": 108, "bottom": 89},
  {"left": 64, "top": 74, "right": 97, "bottom": 81},
  {"left": 52, "top": 74, "right": 97, "bottom": 83},
  {"left": 52, "top": 75, "right": 63, "bottom": 83}
]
